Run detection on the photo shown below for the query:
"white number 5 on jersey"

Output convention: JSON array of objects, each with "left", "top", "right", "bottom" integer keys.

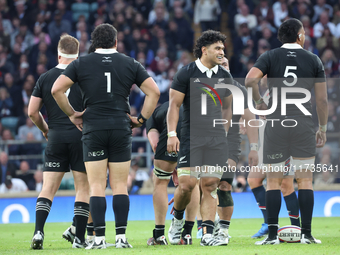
[{"left": 283, "top": 66, "right": 297, "bottom": 86}]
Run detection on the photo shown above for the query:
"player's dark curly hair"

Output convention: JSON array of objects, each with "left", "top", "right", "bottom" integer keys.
[
  {"left": 278, "top": 18, "right": 303, "bottom": 44},
  {"left": 89, "top": 23, "right": 117, "bottom": 50},
  {"left": 193, "top": 30, "right": 227, "bottom": 59}
]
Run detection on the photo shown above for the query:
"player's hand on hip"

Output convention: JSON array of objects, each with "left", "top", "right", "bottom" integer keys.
[
  {"left": 256, "top": 102, "right": 268, "bottom": 120},
  {"left": 127, "top": 113, "right": 142, "bottom": 128},
  {"left": 167, "top": 136, "right": 180, "bottom": 154},
  {"left": 248, "top": 150, "right": 258, "bottom": 166},
  {"left": 316, "top": 130, "right": 327, "bottom": 148},
  {"left": 69, "top": 110, "right": 85, "bottom": 131}
]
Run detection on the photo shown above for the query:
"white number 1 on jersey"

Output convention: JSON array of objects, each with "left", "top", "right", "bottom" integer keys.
[{"left": 105, "top": 72, "right": 111, "bottom": 93}]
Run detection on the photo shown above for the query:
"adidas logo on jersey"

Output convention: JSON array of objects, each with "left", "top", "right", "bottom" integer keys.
[{"left": 194, "top": 78, "right": 200, "bottom": 82}]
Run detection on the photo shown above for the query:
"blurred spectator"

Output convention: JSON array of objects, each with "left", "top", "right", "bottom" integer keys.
[
  {"left": 174, "top": 50, "right": 192, "bottom": 70},
  {"left": 34, "top": 169, "right": 43, "bottom": 192},
  {"left": 320, "top": 49, "right": 338, "bottom": 76},
  {"left": 301, "top": 15, "right": 313, "bottom": 38},
  {"left": 8, "top": 42, "right": 21, "bottom": 71},
  {"left": 0, "top": 50, "right": 14, "bottom": 74},
  {"left": 0, "top": 87, "right": 13, "bottom": 118},
  {"left": 18, "top": 117, "right": 42, "bottom": 141},
  {"left": 0, "top": 20, "right": 10, "bottom": 51},
  {"left": 73, "top": 20, "right": 88, "bottom": 41},
  {"left": 0, "top": 151, "right": 17, "bottom": 184},
  {"left": 273, "top": 0, "right": 288, "bottom": 28},
  {"left": 0, "top": 12, "right": 13, "bottom": 35},
  {"left": 260, "top": 26, "right": 281, "bottom": 49},
  {"left": 169, "top": 0, "right": 192, "bottom": 14},
  {"left": 14, "top": 0, "right": 32, "bottom": 27},
  {"left": 304, "top": 35, "right": 319, "bottom": 56},
  {"left": 257, "top": 38, "right": 270, "bottom": 57},
  {"left": 71, "top": 0, "right": 90, "bottom": 23},
  {"left": 130, "top": 38, "right": 154, "bottom": 67},
  {"left": 0, "top": 175, "right": 28, "bottom": 193},
  {"left": 289, "top": 1, "right": 313, "bottom": 20},
  {"left": 16, "top": 160, "right": 35, "bottom": 190},
  {"left": 253, "top": 0, "right": 274, "bottom": 26},
  {"left": 315, "top": 170, "right": 335, "bottom": 186},
  {"left": 128, "top": 159, "right": 149, "bottom": 194},
  {"left": 230, "top": 45, "right": 255, "bottom": 77},
  {"left": 21, "top": 79, "right": 33, "bottom": 107},
  {"left": 313, "top": 11, "right": 336, "bottom": 39},
  {"left": 48, "top": 10, "right": 71, "bottom": 47},
  {"left": 152, "top": 59, "right": 171, "bottom": 103},
  {"left": 326, "top": 100, "right": 340, "bottom": 134},
  {"left": 56, "top": 0, "right": 73, "bottom": 25},
  {"left": 148, "top": 1, "right": 169, "bottom": 26},
  {"left": 234, "top": 4, "right": 257, "bottom": 31},
  {"left": 171, "top": 7, "right": 193, "bottom": 52},
  {"left": 134, "top": 0, "right": 152, "bottom": 20},
  {"left": 33, "top": 25, "right": 51, "bottom": 45},
  {"left": 0, "top": 129, "right": 19, "bottom": 156},
  {"left": 2, "top": 72, "right": 22, "bottom": 116},
  {"left": 194, "top": 0, "right": 221, "bottom": 32},
  {"left": 32, "top": 0, "right": 52, "bottom": 32},
  {"left": 10, "top": 21, "right": 34, "bottom": 53},
  {"left": 233, "top": 22, "right": 256, "bottom": 55},
  {"left": 312, "top": 0, "right": 333, "bottom": 24},
  {"left": 149, "top": 47, "right": 172, "bottom": 73}
]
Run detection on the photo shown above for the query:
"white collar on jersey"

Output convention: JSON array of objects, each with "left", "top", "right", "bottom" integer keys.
[
  {"left": 195, "top": 58, "right": 218, "bottom": 78},
  {"left": 95, "top": 48, "right": 118, "bottom": 54},
  {"left": 56, "top": 64, "right": 68, "bottom": 69},
  {"left": 281, "top": 43, "right": 303, "bottom": 49}
]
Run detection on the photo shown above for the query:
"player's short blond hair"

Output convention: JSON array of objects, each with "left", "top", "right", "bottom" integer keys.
[{"left": 58, "top": 34, "right": 79, "bottom": 55}]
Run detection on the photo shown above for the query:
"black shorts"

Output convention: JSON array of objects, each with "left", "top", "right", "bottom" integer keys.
[
  {"left": 263, "top": 116, "right": 316, "bottom": 164},
  {"left": 227, "top": 133, "right": 241, "bottom": 164},
  {"left": 82, "top": 129, "right": 132, "bottom": 162},
  {"left": 177, "top": 135, "right": 229, "bottom": 168},
  {"left": 44, "top": 142, "right": 85, "bottom": 172},
  {"left": 220, "top": 174, "right": 234, "bottom": 185},
  {"left": 154, "top": 129, "right": 178, "bottom": 162}
]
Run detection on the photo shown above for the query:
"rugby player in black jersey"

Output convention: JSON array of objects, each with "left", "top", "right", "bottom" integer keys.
[
  {"left": 167, "top": 30, "right": 233, "bottom": 246},
  {"left": 52, "top": 24, "right": 160, "bottom": 249},
  {"left": 28, "top": 34, "right": 90, "bottom": 249},
  {"left": 214, "top": 57, "right": 258, "bottom": 243},
  {"left": 146, "top": 102, "right": 200, "bottom": 245},
  {"left": 246, "top": 18, "right": 328, "bottom": 245}
]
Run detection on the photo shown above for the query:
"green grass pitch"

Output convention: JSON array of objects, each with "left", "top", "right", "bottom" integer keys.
[{"left": 0, "top": 217, "right": 339, "bottom": 254}]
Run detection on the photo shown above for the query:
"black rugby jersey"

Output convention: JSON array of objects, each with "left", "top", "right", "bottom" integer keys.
[
  {"left": 229, "top": 80, "right": 248, "bottom": 138},
  {"left": 63, "top": 49, "right": 150, "bottom": 134},
  {"left": 32, "top": 64, "right": 83, "bottom": 143},
  {"left": 253, "top": 43, "right": 326, "bottom": 118},
  {"left": 146, "top": 101, "right": 183, "bottom": 138},
  {"left": 171, "top": 59, "right": 233, "bottom": 136}
]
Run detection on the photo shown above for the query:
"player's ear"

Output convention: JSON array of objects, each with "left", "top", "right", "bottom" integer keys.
[
  {"left": 202, "top": 46, "right": 207, "bottom": 55},
  {"left": 298, "top": 34, "right": 302, "bottom": 40}
]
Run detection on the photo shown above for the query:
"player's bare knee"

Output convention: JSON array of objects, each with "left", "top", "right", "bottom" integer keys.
[
  {"left": 248, "top": 178, "right": 263, "bottom": 189},
  {"left": 295, "top": 177, "right": 313, "bottom": 190},
  {"left": 201, "top": 179, "right": 219, "bottom": 193}
]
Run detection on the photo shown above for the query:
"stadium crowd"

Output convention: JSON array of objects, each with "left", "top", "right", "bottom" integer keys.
[{"left": 0, "top": 0, "right": 339, "bottom": 193}]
